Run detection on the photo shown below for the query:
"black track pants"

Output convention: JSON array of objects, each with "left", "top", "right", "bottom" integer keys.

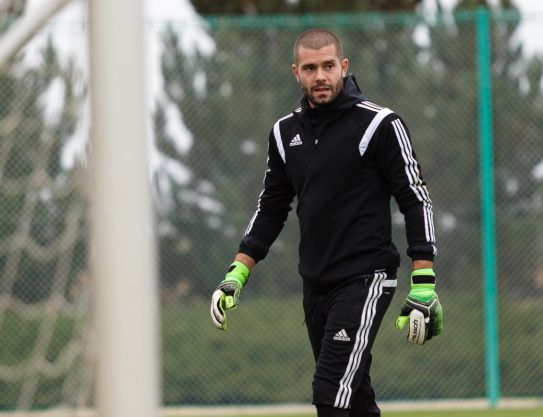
[{"left": 303, "top": 272, "right": 396, "bottom": 416}]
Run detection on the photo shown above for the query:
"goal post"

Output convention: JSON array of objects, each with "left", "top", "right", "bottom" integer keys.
[{"left": 89, "top": 0, "right": 159, "bottom": 417}]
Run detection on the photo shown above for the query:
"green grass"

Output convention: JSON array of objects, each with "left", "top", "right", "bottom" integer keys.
[{"left": 176, "top": 409, "right": 543, "bottom": 417}]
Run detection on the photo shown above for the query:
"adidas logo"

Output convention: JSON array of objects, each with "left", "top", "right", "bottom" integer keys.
[
  {"left": 289, "top": 134, "right": 302, "bottom": 147},
  {"left": 333, "top": 329, "right": 351, "bottom": 342}
]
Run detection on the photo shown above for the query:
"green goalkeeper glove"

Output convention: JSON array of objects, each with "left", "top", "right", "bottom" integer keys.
[
  {"left": 395, "top": 268, "right": 443, "bottom": 344},
  {"left": 210, "top": 261, "right": 250, "bottom": 331}
]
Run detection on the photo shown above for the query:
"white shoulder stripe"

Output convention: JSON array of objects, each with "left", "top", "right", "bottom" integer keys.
[
  {"left": 361, "top": 100, "right": 383, "bottom": 110},
  {"left": 356, "top": 103, "right": 379, "bottom": 113},
  {"left": 273, "top": 113, "right": 293, "bottom": 164},
  {"left": 358, "top": 108, "right": 393, "bottom": 157}
]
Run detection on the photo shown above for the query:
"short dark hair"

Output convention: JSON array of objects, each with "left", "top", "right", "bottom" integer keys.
[{"left": 293, "top": 28, "right": 343, "bottom": 63}]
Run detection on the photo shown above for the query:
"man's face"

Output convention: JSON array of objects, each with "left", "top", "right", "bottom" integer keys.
[{"left": 292, "top": 44, "right": 349, "bottom": 108}]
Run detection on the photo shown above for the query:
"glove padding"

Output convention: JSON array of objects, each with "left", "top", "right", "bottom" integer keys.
[
  {"left": 396, "top": 268, "right": 443, "bottom": 344},
  {"left": 210, "top": 262, "right": 250, "bottom": 331}
]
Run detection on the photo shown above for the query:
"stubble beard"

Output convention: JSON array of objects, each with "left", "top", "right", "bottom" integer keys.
[{"left": 302, "top": 76, "right": 344, "bottom": 108}]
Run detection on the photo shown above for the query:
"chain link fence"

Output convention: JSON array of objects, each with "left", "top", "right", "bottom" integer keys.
[{"left": 0, "top": 7, "right": 542, "bottom": 411}]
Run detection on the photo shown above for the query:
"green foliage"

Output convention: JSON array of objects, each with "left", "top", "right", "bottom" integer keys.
[
  {"left": 162, "top": 297, "right": 311, "bottom": 404},
  {"left": 500, "top": 298, "right": 543, "bottom": 396},
  {"left": 162, "top": 293, "right": 543, "bottom": 405},
  {"left": 155, "top": 25, "right": 302, "bottom": 297}
]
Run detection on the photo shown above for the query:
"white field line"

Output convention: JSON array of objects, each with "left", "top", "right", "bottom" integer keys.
[{"left": 0, "top": 398, "right": 542, "bottom": 417}]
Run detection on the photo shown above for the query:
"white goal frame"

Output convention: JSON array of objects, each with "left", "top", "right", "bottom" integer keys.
[
  {"left": 0, "top": 0, "right": 71, "bottom": 67},
  {"left": 89, "top": 0, "right": 159, "bottom": 417}
]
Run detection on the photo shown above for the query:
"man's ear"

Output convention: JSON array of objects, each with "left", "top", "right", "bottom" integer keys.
[
  {"left": 292, "top": 64, "right": 300, "bottom": 83},
  {"left": 341, "top": 58, "right": 349, "bottom": 77}
]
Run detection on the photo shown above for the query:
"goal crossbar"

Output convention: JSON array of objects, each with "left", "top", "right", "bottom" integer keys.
[{"left": 0, "top": 0, "right": 73, "bottom": 68}]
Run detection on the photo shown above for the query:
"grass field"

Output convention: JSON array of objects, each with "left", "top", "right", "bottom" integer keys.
[
  {"left": 175, "top": 408, "right": 543, "bottom": 417},
  {"left": 379, "top": 410, "right": 543, "bottom": 417}
]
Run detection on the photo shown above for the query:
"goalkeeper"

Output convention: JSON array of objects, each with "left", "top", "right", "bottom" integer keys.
[{"left": 211, "top": 28, "right": 443, "bottom": 417}]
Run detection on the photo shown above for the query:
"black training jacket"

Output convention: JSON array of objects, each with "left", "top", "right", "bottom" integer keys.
[{"left": 239, "top": 74, "right": 436, "bottom": 290}]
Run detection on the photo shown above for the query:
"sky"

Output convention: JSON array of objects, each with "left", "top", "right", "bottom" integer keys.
[{"left": 15, "top": 0, "right": 543, "bottom": 179}]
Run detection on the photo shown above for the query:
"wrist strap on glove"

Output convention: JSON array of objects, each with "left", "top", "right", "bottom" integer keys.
[
  {"left": 224, "top": 261, "right": 250, "bottom": 287},
  {"left": 411, "top": 268, "right": 435, "bottom": 284},
  {"left": 409, "top": 268, "right": 436, "bottom": 303}
]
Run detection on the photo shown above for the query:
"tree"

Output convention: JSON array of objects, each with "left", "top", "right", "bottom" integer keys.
[
  {"left": 190, "top": 0, "right": 423, "bottom": 14},
  {"left": 422, "top": 0, "right": 543, "bottom": 298},
  {"left": 154, "top": 25, "right": 302, "bottom": 298}
]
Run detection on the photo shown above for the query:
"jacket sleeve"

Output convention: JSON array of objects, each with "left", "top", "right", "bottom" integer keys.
[
  {"left": 238, "top": 129, "right": 296, "bottom": 262},
  {"left": 374, "top": 115, "right": 437, "bottom": 261}
]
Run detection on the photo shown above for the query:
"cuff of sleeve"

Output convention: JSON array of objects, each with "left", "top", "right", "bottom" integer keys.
[
  {"left": 239, "top": 235, "right": 269, "bottom": 263},
  {"left": 407, "top": 251, "right": 435, "bottom": 262}
]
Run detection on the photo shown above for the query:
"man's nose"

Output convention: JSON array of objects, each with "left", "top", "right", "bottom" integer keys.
[{"left": 315, "top": 67, "right": 326, "bottom": 81}]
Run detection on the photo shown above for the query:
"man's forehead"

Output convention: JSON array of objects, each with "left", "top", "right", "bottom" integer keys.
[{"left": 296, "top": 44, "right": 340, "bottom": 64}]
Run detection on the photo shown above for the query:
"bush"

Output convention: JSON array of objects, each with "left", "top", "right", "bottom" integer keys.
[{"left": 161, "top": 292, "right": 543, "bottom": 405}]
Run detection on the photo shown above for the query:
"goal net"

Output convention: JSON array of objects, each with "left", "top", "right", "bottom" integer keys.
[{"left": 0, "top": 8, "right": 93, "bottom": 410}]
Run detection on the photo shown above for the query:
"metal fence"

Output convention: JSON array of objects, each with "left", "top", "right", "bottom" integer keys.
[{"left": 0, "top": 7, "right": 542, "bottom": 411}]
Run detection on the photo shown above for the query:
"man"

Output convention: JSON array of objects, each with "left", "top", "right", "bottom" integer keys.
[{"left": 210, "top": 29, "right": 443, "bottom": 417}]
